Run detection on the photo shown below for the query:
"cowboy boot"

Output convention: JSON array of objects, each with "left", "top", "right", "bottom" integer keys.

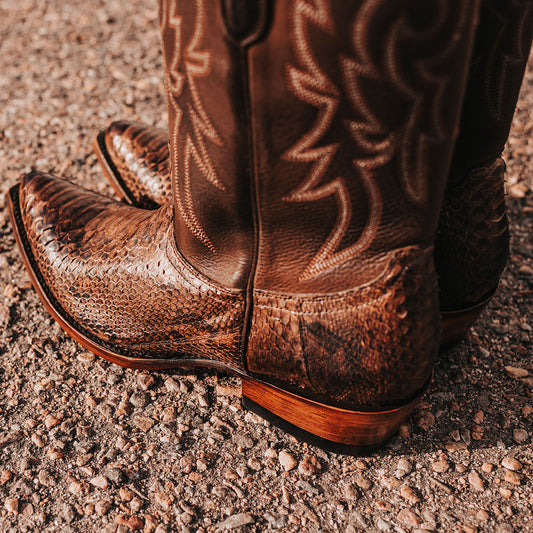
[
  {"left": 437, "top": 0, "right": 533, "bottom": 345},
  {"left": 96, "top": 0, "right": 533, "bottom": 348},
  {"left": 9, "top": 0, "right": 479, "bottom": 452}
]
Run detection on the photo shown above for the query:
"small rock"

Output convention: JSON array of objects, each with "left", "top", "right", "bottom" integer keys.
[
  {"left": 119, "top": 487, "right": 135, "bottom": 501},
  {"left": 130, "top": 392, "right": 150, "bottom": 408},
  {"left": 197, "top": 394, "right": 209, "bottom": 408},
  {"left": 505, "top": 366, "right": 529, "bottom": 379},
  {"left": 481, "top": 462, "right": 494, "bottom": 473},
  {"left": 216, "top": 512, "right": 255, "bottom": 530},
  {"left": 298, "top": 454, "right": 321, "bottom": 476},
  {"left": 512, "top": 429, "right": 529, "bottom": 443},
  {"left": 44, "top": 414, "right": 61, "bottom": 429},
  {"left": 473, "top": 410, "right": 484, "bottom": 424},
  {"left": 397, "top": 508, "right": 421, "bottom": 527},
  {"left": 116, "top": 514, "right": 144, "bottom": 530},
  {"left": 77, "top": 352, "right": 95, "bottom": 363},
  {"left": 376, "top": 517, "right": 391, "bottom": 531},
  {"left": 105, "top": 468, "right": 125, "bottom": 483},
  {"left": 396, "top": 459, "right": 412, "bottom": 477},
  {"left": 69, "top": 480, "right": 87, "bottom": 496},
  {"left": 476, "top": 510, "right": 490, "bottom": 522},
  {"left": 154, "top": 492, "right": 173, "bottom": 511},
  {"left": 95, "top": 500, "right": 112, "bottom": 516},
  {"left": 504, "top": 470, "right": 522, "bottom": 486},
  {"left": 264, "top": 511, "right": 286, "bottom": 529},
  {"left": 61, "top": 504, "right": 76, "bottom": 524},
  {"left": 499, "top": 487, "right": 513, "bottom": 498},
  {"left": 468, "top": 470, "right": 484, "bottom": 491},
  {"left": 47, "top": 447, "right": 64, "bottom": 460},
  {"left": 5, "top": 497, "right": 18, "bottom": 514},
  {"left": 38, "top": 469, "right": 55, "bottom": 486},
  {"left": 414, "top": 410, "right": 435, "bottom": 431},
  {"left": 0, "top": 470, "right": 12, "bottom": 485},
  {"left": 129, "top": 497, "right": 143, "bottom": 513},
  {"left": 355, "top": 476, "right": 372, "bottom": 490},
  {"left": 133, "top": 416, "right": 154, "bottom": 432},
  {"left": 90, "top": 476, "right": 109, "bottom": 489},
  {"left": 279, "top": 450, "right": 297, "bottom": 472},
  {"left": 501, "top": 457, "right": 522, "bottom": 471},
  {"left": 446, "top": 442, "right": 467, "bottom": 453},
  {"left": 400, "top": 485, "right": 420, "bottom": 505},
  {"left": 137, "top": 374, "right": 155, "bottom": 390},
  {"left": 164, "top": 378, "right": 180, "bottom": 393},
  {"left": 431, "top": 460, "right": 449, "bottom": 473}
]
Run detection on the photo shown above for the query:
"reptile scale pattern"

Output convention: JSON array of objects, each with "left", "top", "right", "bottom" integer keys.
[
  {"left": 105, "top": 121, "right": 171, "bottom": 209},
  {"left": 247, "top": 246, "right": 439, "bottom": 409},
  {"left": 435, "top": 157, "right": 510, "bottom": 310},
  {"left": 18, "top": 171, "right": 245, "bottom": 365}
]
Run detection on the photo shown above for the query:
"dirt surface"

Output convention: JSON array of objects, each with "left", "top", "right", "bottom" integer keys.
[{"left": 0, "top": 1, "right": 532, "bottom": 532}]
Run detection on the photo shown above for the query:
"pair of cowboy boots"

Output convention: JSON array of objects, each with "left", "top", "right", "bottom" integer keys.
[{"left": 8, "top": 0, "right": 533, "bottom": 453}]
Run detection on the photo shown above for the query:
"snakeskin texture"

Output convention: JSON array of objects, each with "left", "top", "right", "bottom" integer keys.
[
  {"left": 435, "top": 158, "right": 510, "bottom": 310},
  {"left": 247, "top": 246, "right": 438, "bottom": 409},
  {"left": 17, "top": 172, "right": 245, "bottom": 364},
  {"left": 103, "top": 121, "right": 171, "bottom": 209}
]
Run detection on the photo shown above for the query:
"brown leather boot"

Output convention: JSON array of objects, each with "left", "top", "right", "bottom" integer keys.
[
  {"left": 96, "top": 0, "right": 533, "bottom": 348},
  {"left": 438, "top": 0, "right": 533, "bottom": 345},
  {"left": 9, "top": 0, "right": 479, "bottom": 452}
]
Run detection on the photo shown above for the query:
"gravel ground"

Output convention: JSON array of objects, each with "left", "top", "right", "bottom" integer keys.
[{"left": 0, "top": 1, "right": 532, "bottom": 532}]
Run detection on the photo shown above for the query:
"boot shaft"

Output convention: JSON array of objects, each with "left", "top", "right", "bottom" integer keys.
[
  {"left": 160, "top": 0, "right": 480, "bottom": 293},
  {"left": 449, "top": 0, "right": 533, "bottom": 187}
]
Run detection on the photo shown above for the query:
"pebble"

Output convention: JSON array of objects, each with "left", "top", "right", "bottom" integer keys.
[
  {"left": 279, "top": 450, "right": 297, "bottom": 472},
  {"left": 130, "top": 392, "right": 150, "bottom": 408},
  {"left": 355, "top": 476, "right": 372, "bottom": 490},
  {"left": 47, "top": 447, "right": 64, "bottom": 460},
  {"left": 446, "top": 442, "right": 467, "bottom": 453},
  {"left": 44, "top": 414, "right": 61, "bottom": 429},
  {"left": 105, "top": 468, "right": 125, "bottom": 483},
  {"left": 501, "top": 457, "right": 522, "bottom": 471},
  {"left": 216, "top": 513, "right": 255, "bottom": 530},
  {"left": 482, "top": 462, "right": 494, "bottom": 473},
  {"left": 137, "top": 374, "right": 155, "bottom": 390},
  {"left": 414, "top": 410, "right": 435, "bottom": 431},
  {"left": 298, "top": 454, "right": 321, "bottom": 476},
  {"left": 164, "top": 378, "right": 180, "bottom": 393},
  {"left": 400, "top": 485, "right": 420, "bottom": 505},
  {"left": 397, "top": 508, "right": 421, "bottom": 527},
  {"left": 264, "top": 511, "right": 286, "bottom": 529},
  {"left": 69, "top": 480, "right": 87, "bottom": 496},
  {"left": 134, "top": 416, "right": 155, "bottom": 432},
  {"left": 116, "top": 514, "right": 144, "bottom": 530},
  {"left": 95, "top": 500, "right": 112, "bottom": 516},
  {"left": 503, "top": 470, "right": 522, "bottom": 486},
  {"left": 512, "top": 429, "right": 529, "bottom": 443},
  {"left": 396, "top": 458, "right": 412, "bottom": 477},
  {"left": 499, "top": 487, "right": 513, "bottom": 498},
  {"left": 90, "top": 476, "right": 109, "bottom": 489},
  {"left": 431, "top": 460, "right": 450, "bottom": 473},
  {"left": 468, "top": 470, "right": 484, "bottom": 491},
  {"left": 0, "top": 470, "right": 12, "bottom": 485},
  {"left": 5, "top": 497, "right": 18, "bottom": 514},
  {"left": 505, "top": 366, "right": 529, "bottom": 379}
]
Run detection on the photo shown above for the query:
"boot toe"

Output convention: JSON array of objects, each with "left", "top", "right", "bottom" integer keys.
[
  {"left": 101, "top": 121, "right": 170, "bottom": 208},
  {"left": 10, "top": 172, "right": 245, "bottom": 365}
]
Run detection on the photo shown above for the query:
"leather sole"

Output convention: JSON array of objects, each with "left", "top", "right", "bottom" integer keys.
[{"left": 7, "top": 183, "right": 425, "bottom": 454}]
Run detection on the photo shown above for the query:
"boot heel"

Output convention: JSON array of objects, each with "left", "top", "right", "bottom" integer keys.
[{"left": 241, "top": 377, "right": 426, "bottom": 454}]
